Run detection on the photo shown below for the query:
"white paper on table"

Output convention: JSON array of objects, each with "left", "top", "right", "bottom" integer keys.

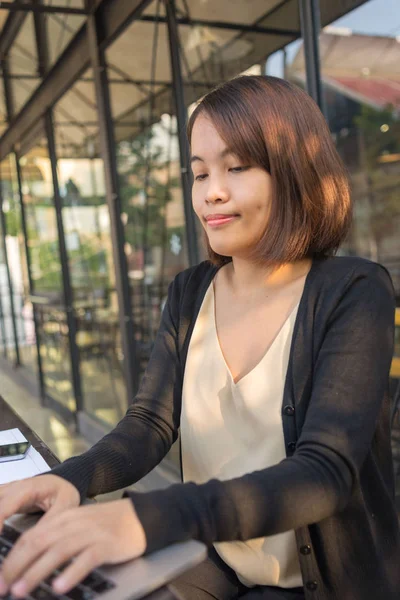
[{"left": 0, "top": 428, "right": 50, "bottom": 485}]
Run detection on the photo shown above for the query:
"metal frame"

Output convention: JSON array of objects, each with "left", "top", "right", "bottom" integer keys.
[
  {"left": 0, "top": 55, "right": 20, "bottom": 366},
  {"left": 166, "top": 0, "right": 199, "bottom": 266},
  {"left": 14, "top": 153, "right": 46, "bottom": 400},
  {"left": 0, "top": 0, "right": 153, "bottom": 161},
  {"left": 298, "top": 0, "right": 325, "bottom": 113},
  {"left": 45, "top": 110, "right": 83, "bottom": 416},
  {"left": 0, "top": 10, "right": 27, "bottom": 61},
  {"left": 0, "top": 176, "right": 20, "bottom": 366},
  {"left": 32, "top": 0, "right": 50, "bottom": 78},
  {"left": 1, "top": 42, "right": 46, "bottom": 391},
  {"left": 0, "top": 287, "right": 7, "bottom": 358},
  {"left": 12, "top": 1, "right": 48, "bottom": 399},
  {"left": 6, "top": 74, "right": 219, "bottom": 87},
  {"left": 140, "top": 14, "right": 300, "bottom": 37},
  {"left": 0, "top": 2, "right": 89, "bottom": 16},
  {"left": 1, "top": 56, "right": 14, "bottom": 119},
  {"left": 86, "top": 13, "right": 139, "bottom": 403}
]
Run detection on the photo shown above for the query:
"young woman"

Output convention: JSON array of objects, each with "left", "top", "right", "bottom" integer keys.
[{"left": 0, "top": 76, "right": 399, "bottom": 600}]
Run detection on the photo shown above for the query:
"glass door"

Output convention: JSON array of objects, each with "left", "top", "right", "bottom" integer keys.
[{"left": 19, "top": 140, "right": 76, "bottom": 416}]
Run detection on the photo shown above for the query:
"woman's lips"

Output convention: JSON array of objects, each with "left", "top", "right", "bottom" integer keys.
[{"left": 205, "top": 214, "right": 239, "bottom": 227}]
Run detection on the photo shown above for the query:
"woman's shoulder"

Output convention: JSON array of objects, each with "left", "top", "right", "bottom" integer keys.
[
  {"left": 312, "top": 255, "right": 393, "bottom": 288},
  {"left": 310, "top": 255, "right": 395, "bottom": 318}
]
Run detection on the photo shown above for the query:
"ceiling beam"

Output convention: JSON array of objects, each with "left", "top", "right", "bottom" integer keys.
[
  {"left": 1, "top": 57, "right": 15, "bottom": 120},
  {"left": 0, "top": 0, "right": 152, "bottom": 159},
  {"left": 138, "top": 14, "right": 299, "bottom": 37},
  {"left": 0, "top": 10, "right": 27, "bottom": 60},
  {"left": 32, "top": 0, "right": 49, "bottom": 78},
  {"left": 5, "top": 73, "right": 220, "bottom": 87},
  {"left": 0, "top": 2, "right": 89, "bottom": 16}
]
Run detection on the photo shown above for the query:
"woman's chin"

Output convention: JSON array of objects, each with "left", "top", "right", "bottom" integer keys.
[
  {"left": 208, "top": 241, "right": 236, "bottom": 258},
  {"left": 208, "top": 239, "right": 256, "bottom": 262},
  {"left": 206, "top": 231, "right": 250, "bottom": 259}
]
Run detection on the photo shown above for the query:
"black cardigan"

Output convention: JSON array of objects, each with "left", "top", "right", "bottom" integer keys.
[{"left": 51, "top": 256, "right": 400, "bottom": 600}]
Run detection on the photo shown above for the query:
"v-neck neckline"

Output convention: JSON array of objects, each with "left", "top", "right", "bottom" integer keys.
[{"left": 211, "top": 281, "right": 300, "bottom": 386}]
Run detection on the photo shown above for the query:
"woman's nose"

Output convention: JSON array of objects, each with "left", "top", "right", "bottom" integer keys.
[{"left": 205, "top": 179, "right": 229, "bottom": 204}]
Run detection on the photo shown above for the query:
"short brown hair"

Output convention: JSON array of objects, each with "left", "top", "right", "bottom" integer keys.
[{"left": 187, "top": 75, "right": 352, "bottom": 267}]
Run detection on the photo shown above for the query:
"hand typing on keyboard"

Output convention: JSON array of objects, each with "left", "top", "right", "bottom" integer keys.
[
  {"left": 0, "top": 525, "right": 115, "bottom": 600},
  {"left": 0, "top": 475, "right": 80, "bottom": 531},
  {"left": 0, "top": 477, "right": 146, "bottom": 599}
]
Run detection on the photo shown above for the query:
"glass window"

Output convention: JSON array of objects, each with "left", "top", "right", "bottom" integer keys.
[
  {"left": 318, "top": 0, "right": 400, "bottom": 299},
  {"left": 177, "top": 0, "right": 301, "bottom": 99},
  {"left": 53, "top": 71, "right": 127, "bottom": 426},
  {"left": 107, "top": 1, "right": 190, "bottom": 383},
  {"left": 19, "top": 141, "right": 76, "bottom": 413},
  {"left": 107, "top": 0, "right": 195, "bottom": 468},
  {"left": 0, "top": 154, "right": 38, "bottom": 376}
]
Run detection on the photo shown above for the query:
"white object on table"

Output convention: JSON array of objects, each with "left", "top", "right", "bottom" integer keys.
[{"left": 0, "top": 428, "right": 50, "bottom": 485}]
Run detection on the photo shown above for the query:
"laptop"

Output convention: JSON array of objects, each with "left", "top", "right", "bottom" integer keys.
[{"left": 1, "top": 514, "right": 207, "bottom": 600}]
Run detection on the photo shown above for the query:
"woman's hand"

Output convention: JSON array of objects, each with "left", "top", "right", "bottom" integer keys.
[
  {"left": 0, "top": 499, "right": 146, "bottom": 598},
  {"left": 0, "top": 474, "right": 80, "bottom": 531}
]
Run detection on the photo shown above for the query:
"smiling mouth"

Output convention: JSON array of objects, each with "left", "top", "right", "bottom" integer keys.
[{"left": 205, "top": 214, "right": 240, "bottom": 227}]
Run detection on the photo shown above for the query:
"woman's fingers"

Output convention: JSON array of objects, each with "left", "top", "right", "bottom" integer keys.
[
  {"left": 10, "top": 538, "right": 94, "bottom": 598},
  {"left": 0, "top": 509, "right": 76, "bottom": 591},
  {"left": 0, "top": 476, "right": 80, "bottom": 533},
  {"left": 1, "top": 524, "right": 52, "bottom": 588},
  {"left": 53, "top": 546, "right": 105, "bottom": 596},
  {"left": 0, "top": 499, "right": 145, "bottom": 597},
  {"left": 0, "top": 481, "right": 38, "bottom": 530}
]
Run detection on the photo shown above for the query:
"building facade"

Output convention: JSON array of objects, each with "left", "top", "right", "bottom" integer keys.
[{"left": 0, "top": 0, "right": 399, "bottom": 475}]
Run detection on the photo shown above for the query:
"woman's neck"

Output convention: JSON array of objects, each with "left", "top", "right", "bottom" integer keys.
[{"left": 225, "top": 256, "right": 312, "bottom": 299}]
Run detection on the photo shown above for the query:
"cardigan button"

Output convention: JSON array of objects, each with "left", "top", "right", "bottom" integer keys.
[
  {"left": 283, "top": 405, "right": 295, "bottom": 416},
  {"left": 300, "top": 544, "right": 311, "bottom": 555},
  {"left": 306, "top": 581, "right": 318, "bottom": 592},
  {"left": 288, "top": 441, "right": 297, "bottom": 452}
]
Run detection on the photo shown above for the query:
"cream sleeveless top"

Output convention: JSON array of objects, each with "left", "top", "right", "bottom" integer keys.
[{"left": 181, "top": 282, "right": 302, "bottom": 588}]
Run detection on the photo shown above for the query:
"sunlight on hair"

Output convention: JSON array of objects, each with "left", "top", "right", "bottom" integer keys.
[{"left": 303, "top": 133, "right": 324, "bottom": 162}]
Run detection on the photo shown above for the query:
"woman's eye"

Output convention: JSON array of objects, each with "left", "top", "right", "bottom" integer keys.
[
  {"left": 194, "top": 173, "right": 208, "bottom": 181},
  {"left": 229, "top": 166, "right": 249, "bottom": 173}
]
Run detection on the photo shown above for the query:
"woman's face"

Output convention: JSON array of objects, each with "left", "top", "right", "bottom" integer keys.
[{"left": 191, "top": 114, "right": 273, "bottom": 260}]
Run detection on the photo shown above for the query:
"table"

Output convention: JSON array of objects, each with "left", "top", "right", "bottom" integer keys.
[
  {"left": 0, "top": 396, "right": 187, "bottom": 600},
  {"left": 0, "top": 396, "right": 59, "bottom": 469}
]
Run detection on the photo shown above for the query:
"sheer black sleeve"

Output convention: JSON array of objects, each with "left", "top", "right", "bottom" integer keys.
[{"left": 50, "top": 275, "right": 184, "bottom": 501}]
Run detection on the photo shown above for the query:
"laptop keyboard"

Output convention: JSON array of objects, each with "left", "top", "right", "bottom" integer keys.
[{"left": 0, "top": 525, "right": 115, "bottom": 600}]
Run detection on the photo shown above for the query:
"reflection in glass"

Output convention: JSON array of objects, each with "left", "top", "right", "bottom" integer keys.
[
  {"left": 107, "top": 1, "right": 189, "bottom": 381},
  {"left": 0, "top": 154, "right": 37, "bottom": 375},
  {"left": 54, "top": 71, "right": 127, "bottom": 426},
  {"left": 288, "top": 0, "right": 400, "bottom": 299},
  {"left": 19, "top": 142, "right": 75, "bottom": 413}
]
